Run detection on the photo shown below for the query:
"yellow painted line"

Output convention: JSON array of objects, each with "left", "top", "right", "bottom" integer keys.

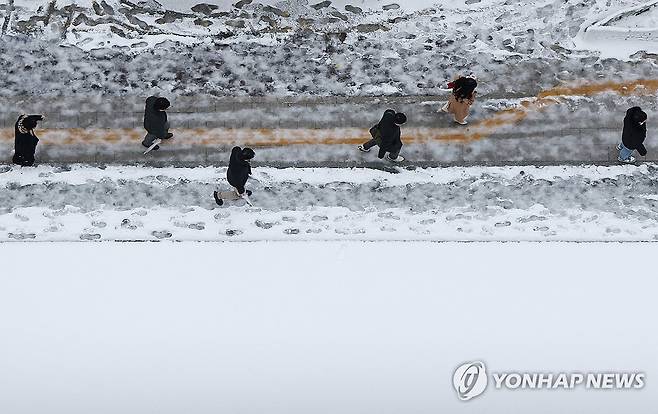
[{"left": 1, "top": 79, "right": 655, "bottom": 146}]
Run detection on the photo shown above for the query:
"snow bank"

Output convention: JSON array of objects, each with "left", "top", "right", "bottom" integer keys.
[
  {"left": 577, "top": 1, "right": 658, "bottom": 59},
  {"left": 2, "top": 164, "right": 658, "bottom": 242},
  {"left": 2, "top": 0, "right": 654, "bottom": 97}
]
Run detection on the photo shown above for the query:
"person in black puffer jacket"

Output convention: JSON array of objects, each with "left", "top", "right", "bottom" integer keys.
[
  {"left": 142, "top": 96, "right": 173, "bottom": 151},
  {"left": 357, "top": 109, "right": 407, "bottom": 162},
  {"left": 213, "top": 146, "right": 256, "bottom": 206},
  {"left": 618, "top": 107, "right": 648, "bottom": 163},
  {"left": 13, "top": 114, "right": 44, "bottom": 166}
]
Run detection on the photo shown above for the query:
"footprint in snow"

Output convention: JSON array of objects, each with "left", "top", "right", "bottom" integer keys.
[
  {"left": 517, "top": 215, "right": 547, "bottom": 223},
  {"left": 92, "top": 221, "right": 107, "bottom": 228},
  {"left": 8, "top": 233, "right": 36, "bottom": 240},
  {"left": 225, "top": 229, "right": 243, "bottom": 237},
  {"left": 120, "top": 219, "right": 140, "bottom": 230},
  {"left": 152, "top": 230, "right": 172, "bottom": 239},
  {"left": 284, "top": 228, "right": 300, "bottom": 235},
  {"left": 378, "top": 212, "right": 401, "bottom": 220},
  {"left": 15, "top": 214, "right": 29, "bottom": 222},
  {"left": 255, "top": 220, "right": 275, "bottom": 229},
  {"left": 419, "top": 219, "right": 436, "bottom": 225},
  {"left": 495, "top": 221, "right": 511, "bottom": 227},
  {"left": 312, "top": 215, "right": 329, "bottom": 222},
  {"left": 335, "top": 228, "right": 366, "bottom": 235},
  {"left": 447, "top": 214, "right": 470, "bottom": 221},
  {"left": 306, "top": 228, "right": 322, "bottom": 234},
  {"left": 188, "top": 223, "right": 205, "bottom": 230},
  {"left": 79, "top": 233, "right": 101, "bottom": 241}
]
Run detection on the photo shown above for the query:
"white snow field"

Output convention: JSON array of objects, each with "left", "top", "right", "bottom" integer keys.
[
  {"left": 3, "top": 163, "right": 658, "bottom": 242},
  {"left": 0, "top": 242, "right": 656, "bottom": 414}
]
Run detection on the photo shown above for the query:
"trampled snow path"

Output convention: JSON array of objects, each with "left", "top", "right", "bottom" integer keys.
[{"left": 2, "top": 164, "right": 658, "bottom": 242}]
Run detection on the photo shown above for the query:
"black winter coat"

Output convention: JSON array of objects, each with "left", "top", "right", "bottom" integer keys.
[
  {"left": 622, "top": 107, "right": 647, "bottom": 156},
  {"left": 13, "top": 115, "right": 40, "bottom": 166},
  {"left": 377, "top": 109, "right": 402, "bottom": 157},
  {"left": 143, "top": 96, "right": 168, "bottom": 139},
  {"left": 227, "top": 146, "right": 252, "bottom": 194}
]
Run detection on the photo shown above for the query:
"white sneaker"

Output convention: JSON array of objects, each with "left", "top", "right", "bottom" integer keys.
[
  {"left": 454, "top": 119, "right": 468, "bottom": 125},
  {"left": 618, "top": 156, "right": 636, "bottom": 163},
  {"left": 440, "top": 102, "right": 449, "bottom": 113},
  {"left": 357, "top": 145, "right": 370, "bottom": 152},
  {"left": 616, "top": 143, "right": 622, "bottom": 151},
  {"left": 386, "top": 154, "right": 405, "bottom": 163}
]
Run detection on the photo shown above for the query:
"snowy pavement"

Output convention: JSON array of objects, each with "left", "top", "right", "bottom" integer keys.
[
  {"left": 1, "top": 242, "right": 656, "bottom": 414},
  {"left": 3, "top": 80, "right": 656, "bottom": 165},
  {"left": 2, "top": 164, "right": 658, "bottom": 242}
]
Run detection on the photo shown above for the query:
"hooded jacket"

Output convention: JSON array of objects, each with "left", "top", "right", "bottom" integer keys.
[
  {"left": 13, "top": 115, "right": 41, "bottom": 166},
  {"left": 227, "top": 146, "right": 252, "bottom": 194},
  {"left": 622, "top": 107, "right": 647, "bottom": 156},
  {"left": 377, "top": 109, "right": 402, "bottom": 155},
  {"left": 143, "top": 96, "right": 168, "bottom": 139}
]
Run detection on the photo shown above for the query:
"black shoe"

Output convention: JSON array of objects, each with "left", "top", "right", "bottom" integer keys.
[
  {"left": 246, "top": 190, "right": 252, "bottom": 196},
  {"left": 163, "top": 133, "right": 174, "bottom": 140},
  {"left": 213, "top": 191, "right": 224, "bottom": 206}
]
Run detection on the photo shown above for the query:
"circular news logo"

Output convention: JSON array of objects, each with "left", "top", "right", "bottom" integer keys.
[{"left": 453, "top": 361, "right": 488, "bottom": 401}]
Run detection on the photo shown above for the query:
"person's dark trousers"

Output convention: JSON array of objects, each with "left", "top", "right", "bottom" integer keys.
[
  {"left": 142, "top": 121, "right": 171, "bottom": 147},
  {"left": 362, "top": 137, "right": 380, "bottom": 150},
  {"left": 12, "top": 154, "right": 34, "bottom": 166},
  {"left": 378, "top": 142, "right": 402, "bottom": 159},
  {"left": 142, "top": 133, "right": 159, "bottom": 147}
]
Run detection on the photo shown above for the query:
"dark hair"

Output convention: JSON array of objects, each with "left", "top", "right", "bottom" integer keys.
[
  {"left": 22, "top": 115, "right": 43, "bottom": 130},
  {"left": 453, "top": 76, "right": 477, "bottom": 101},
  {"left": 633, "top": 110, "right": 648, "bottom": 124},
  {"left": 394, "top": 112, "right": 407, "bottom": 125},
  {"left": 241, "top": 147, "right": 255, "bottom": 160},
  {"left": 23, "top": 117, "right": 39, "bottom": 130},
  {"left": 154, "top": 97, "right": 170, "bottom": 111}
]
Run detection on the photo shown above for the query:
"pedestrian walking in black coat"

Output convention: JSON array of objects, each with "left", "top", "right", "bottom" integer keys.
[
  {"left": 142, "top": 96, "right": 173, "bottom": 151},
  {"left": 13, "top": 114, "right": 44, "bottom": 166},
  {"left": 358, "top": 109, "right": 407, "bottom": 162},
  {"left": 618, "top": 107, "right": 648, "bottom": 163},
  {"left": 213, "top": 146, "right": 256, "bottom": 206}
]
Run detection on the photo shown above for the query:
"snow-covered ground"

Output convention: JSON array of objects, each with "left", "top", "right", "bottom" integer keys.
[
  {"left": 1, "top": 242, "right": 655, "bottom": 414},
  {"left": 576, "top": 1, "right": 658, "bottom": 58},
  {"left": 1, "top": 0, "right": 656, "bottom": 98},
  {"left": 3, "top": 164, "right": 658, "bottom": 242}
]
